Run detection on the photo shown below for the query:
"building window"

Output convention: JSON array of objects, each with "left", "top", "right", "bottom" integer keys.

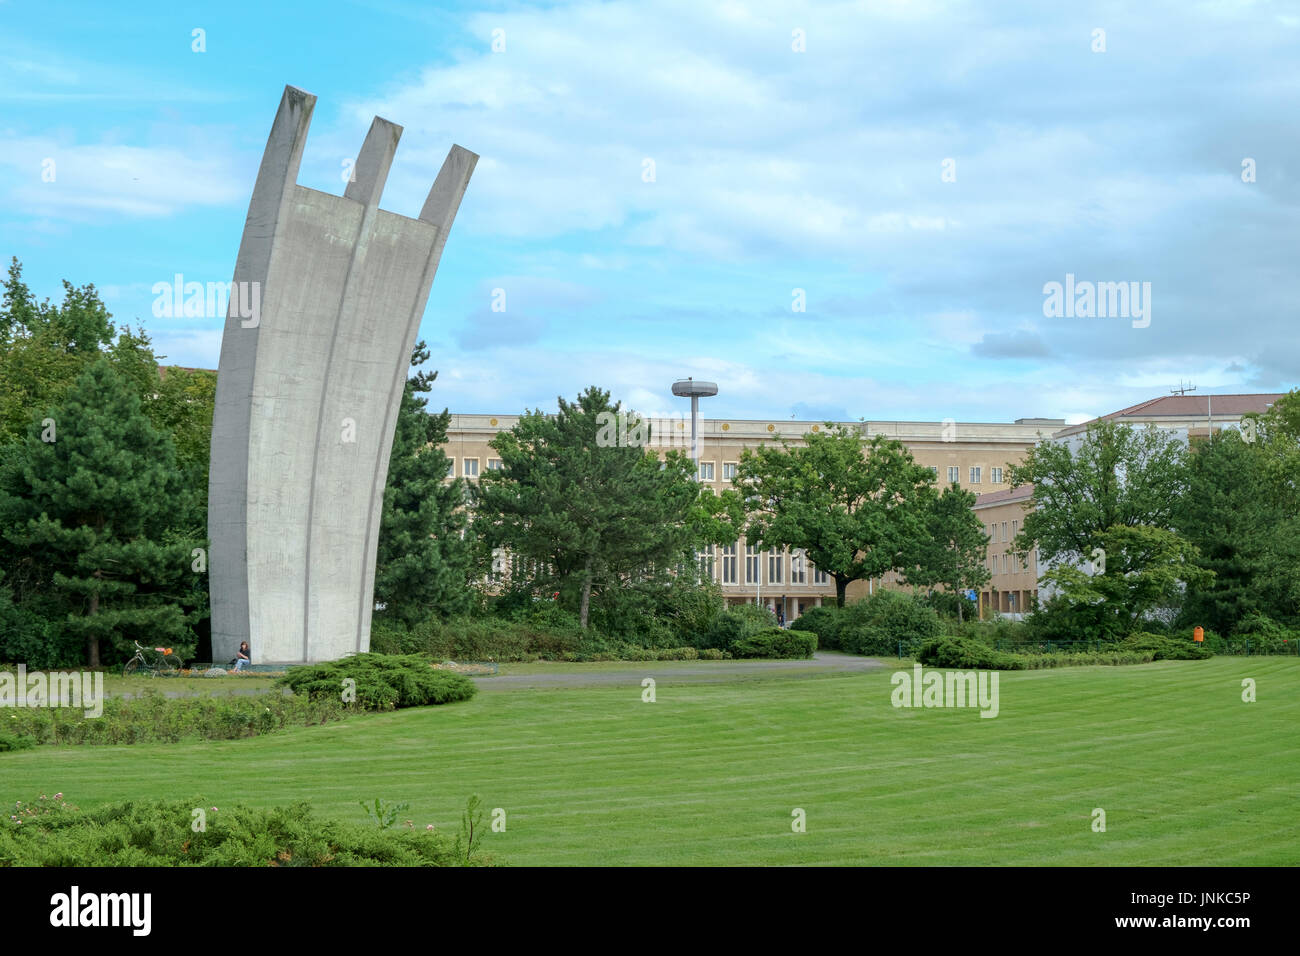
[
  {"left": 1001, "top": 521, "right": 1008, "bottom": 542},
  {"left": 970, "top": 466, "right": 982, "bottom": 484},
  {"left": 991, "top": 466, "right": 1003, "bottom": 483},
  {"left": 790, "top": 549, "right": 807, "bottom": 584},
  {"left": 699, "top": 461, "right": 715, "bottom": 481},
  {"left": 768, "top": 548, "right": 783, "bottom": 584},
  {"left": 446, "top": 459, "right": 456, "bottom": 479},
  {"left": 928, "top": 465, "right": 939, "bottom": 477},
  {"left": 487, "top": 458, "right": 503, "bottom": 471},
  {"left": 697, "top": 544, "right": 715, "bottom": 580},
  {"left": 463, "top": 458, "right": 479, "bottom": 478},
  {"left": 745, "top": 544, "right": 762, "bottom": 584},
  {"left": 723, "top": 462, "right": 738, "bottom": 482},
  {"left": 722, "top": 543, "right": 738, "bottom": 584},
  {"left": 947, "top": 466, "right": 960, "bottom": 484},
  {"left": 1011, "top": 519, "right": 1018, "bottom": 540},
  {"left": 813, "top": 565, "right": 828, "bottom": 585}
]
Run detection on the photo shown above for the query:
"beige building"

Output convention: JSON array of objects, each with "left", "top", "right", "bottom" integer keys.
[
  {"left": 973, "top": 484, "right": 1039, "bottom": 618},
  {"left": 441, "top": 413, "right": 1061, "bottom": 623}
]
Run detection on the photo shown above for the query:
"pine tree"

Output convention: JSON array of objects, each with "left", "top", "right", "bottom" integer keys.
[
  {"left": 474, "top": 386, "right": 705, "bottom": 629},
  {"left": 373, "top": 342, "right": 473, "bottom": 626},
  {"left": 0, "top": 358, "right": 198, "bottom": 666}
]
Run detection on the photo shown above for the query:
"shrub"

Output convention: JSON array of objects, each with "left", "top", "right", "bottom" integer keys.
[
  {"left": 1234, "top": 613, "right": 1288, "bottom": 640},
  {"left": 0, "top": 732, "right": 36, "bottom": 752},
  {"left": 959, "top": 616, "right": 1033, "bottom": 647},
  {"left": 917, "top": 636, "right": 1026, "bottom": 670},
  {"left": 369, "top": 620, "right": 426, "bottom": 656},
  {"left": 657, "top": 578, "right": 726, "bottom": 647},
  {"left": 923, "top": 590, "right": 978, "bottom": 622},
  {"left": 792, "top": 605, "right": 842, "bottom": 649},
  {"left": 841, "top": 624, "right": 899, "bottom": 656},
  {"left": 840, "top": 591, "right": 941, "bottom": 656},
  {"left": 403, "top": 616, "right": 583, "bottom": 661},
  {"left": 918, "top": 635, "right": 1181, "bottom": 670},
  {"left": 1121, "top": 632, "right": 1213, "bottom": 660},
  {"left": 1024, "top": 592, "right": 1129, "bottom": 644},
  {"left": 698, "top": 648, "right": 726, "bottom": 660},
  {"left": 277, "top": 654, "right": 477, "bottom": 710},
  {"left": 3, "top": 690, "right": 347, "bottom": 747},
  {"left": 703, "top": 604, "right": 777, "bottom": 651},
  {"left": 1016, "top": 650, "right": 1155, "bottom": 668},
  {"left": 730, "top": 628, "right": 817, "bottom": 660},
  {"left": 0, "top": 795, "right": 485, "bottom": 866},
  {"left": 1230, "top": 614, "right": 1299, "bottom": 653}
]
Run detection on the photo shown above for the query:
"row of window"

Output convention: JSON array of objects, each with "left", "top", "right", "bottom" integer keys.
[
  {"left": 447, "top": 457, "right": 503, "bottom": 478},
  {"left": 989, "top": 551, "right": 1032, "bottom": 575},
  {"left": 930, "top": 465, "right": 1004, "bottom": 484},
  {"left": 698, "top": 544, "right": 830, "bottom": 587},
  {"left": 987, "top": 519, "right": 1018, "bottom": 543},
  {"left": 445, "top": 458, "right": 1006, "bottom": 485}
]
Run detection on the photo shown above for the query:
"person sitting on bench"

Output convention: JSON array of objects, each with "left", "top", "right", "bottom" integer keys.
[{"left": 232, "top": 641, "right": 251, "bottom": 672}]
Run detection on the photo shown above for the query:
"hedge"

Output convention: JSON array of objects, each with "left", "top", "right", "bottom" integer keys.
[
  {"left": 730, "top": 629, "right": 817, "bottom": 660},
  {"left": 277, "top": 654, "right": 477, "bottom": 710}
]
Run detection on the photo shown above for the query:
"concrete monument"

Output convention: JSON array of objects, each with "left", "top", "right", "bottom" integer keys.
[{"left": 208, "top": 85, "right": 476, "bottom": 664}]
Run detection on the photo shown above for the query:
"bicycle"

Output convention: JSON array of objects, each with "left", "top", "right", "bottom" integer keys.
[{"left": 122, "top": 640, "right": 181, "bottom": 677}]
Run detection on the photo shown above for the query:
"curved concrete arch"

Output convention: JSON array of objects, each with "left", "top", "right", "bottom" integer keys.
[{"left": 208, "top": 86, "right": 476, "bottom": 665}]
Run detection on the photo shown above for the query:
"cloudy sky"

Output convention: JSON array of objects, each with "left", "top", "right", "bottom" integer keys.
[{"left": 2, "top": 0, "right": 1296, "bottom": 424}]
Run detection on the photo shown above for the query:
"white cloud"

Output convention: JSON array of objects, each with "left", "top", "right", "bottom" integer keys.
[{"left": 0, "top": 136, "right": 245, "bottom": 219}]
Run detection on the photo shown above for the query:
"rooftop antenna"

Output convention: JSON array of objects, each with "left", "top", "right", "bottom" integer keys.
[{"left": 1171, "top": 382, "right": 1197, "bottom": 396}]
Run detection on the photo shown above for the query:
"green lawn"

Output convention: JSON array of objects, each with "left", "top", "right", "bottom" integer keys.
[{"left": 4, "top": 657, "right": 1296, "bottom": 865}]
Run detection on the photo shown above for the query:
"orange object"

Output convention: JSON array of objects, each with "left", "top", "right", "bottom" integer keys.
[{"left": 1193, "top": 626, "right": 1204, "bottom": 643}]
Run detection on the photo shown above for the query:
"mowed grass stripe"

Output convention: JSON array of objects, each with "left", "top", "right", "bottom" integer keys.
[{"left": 2, "top": 658, "right": 1295, "bottom": 865}]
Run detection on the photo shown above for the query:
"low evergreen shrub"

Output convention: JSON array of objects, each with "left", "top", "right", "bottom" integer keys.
[
  {"left": 277, "top": 654, "right": 477, "bottom": 710},
  {"left": 730, "top": 629, "right": 817, "bottom": 660},
  {"left": 917, "top": 636, "right": 1027, "bottom": 670},
  {"left": 0, "top": 795, "right": 484, "bottom": 866},
  {"left": 1122, "top": 632, "right": 1213, "bottom": 660}
]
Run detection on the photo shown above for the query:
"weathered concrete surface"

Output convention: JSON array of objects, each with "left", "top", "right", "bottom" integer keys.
[{"left": 209, "top": 85, "right": 476, "bottom": 665}]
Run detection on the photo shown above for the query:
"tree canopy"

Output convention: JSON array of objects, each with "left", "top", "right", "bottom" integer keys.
[{"left": 736, "top": 425, "right": 938, "bottom": 607}]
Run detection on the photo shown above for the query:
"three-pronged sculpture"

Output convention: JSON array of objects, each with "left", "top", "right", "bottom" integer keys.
[{"left": 208, "top": 85, "right": 476, "bottom": 664}]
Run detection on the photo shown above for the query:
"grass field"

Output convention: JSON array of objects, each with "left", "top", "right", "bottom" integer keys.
[{"left": 4, "top": 657, "right": 1297, "bottom": 865}]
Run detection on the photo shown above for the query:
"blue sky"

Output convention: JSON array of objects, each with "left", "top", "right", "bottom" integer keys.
[{"left": 2, "top": 0, "right": 1297, "bottom": 424}]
